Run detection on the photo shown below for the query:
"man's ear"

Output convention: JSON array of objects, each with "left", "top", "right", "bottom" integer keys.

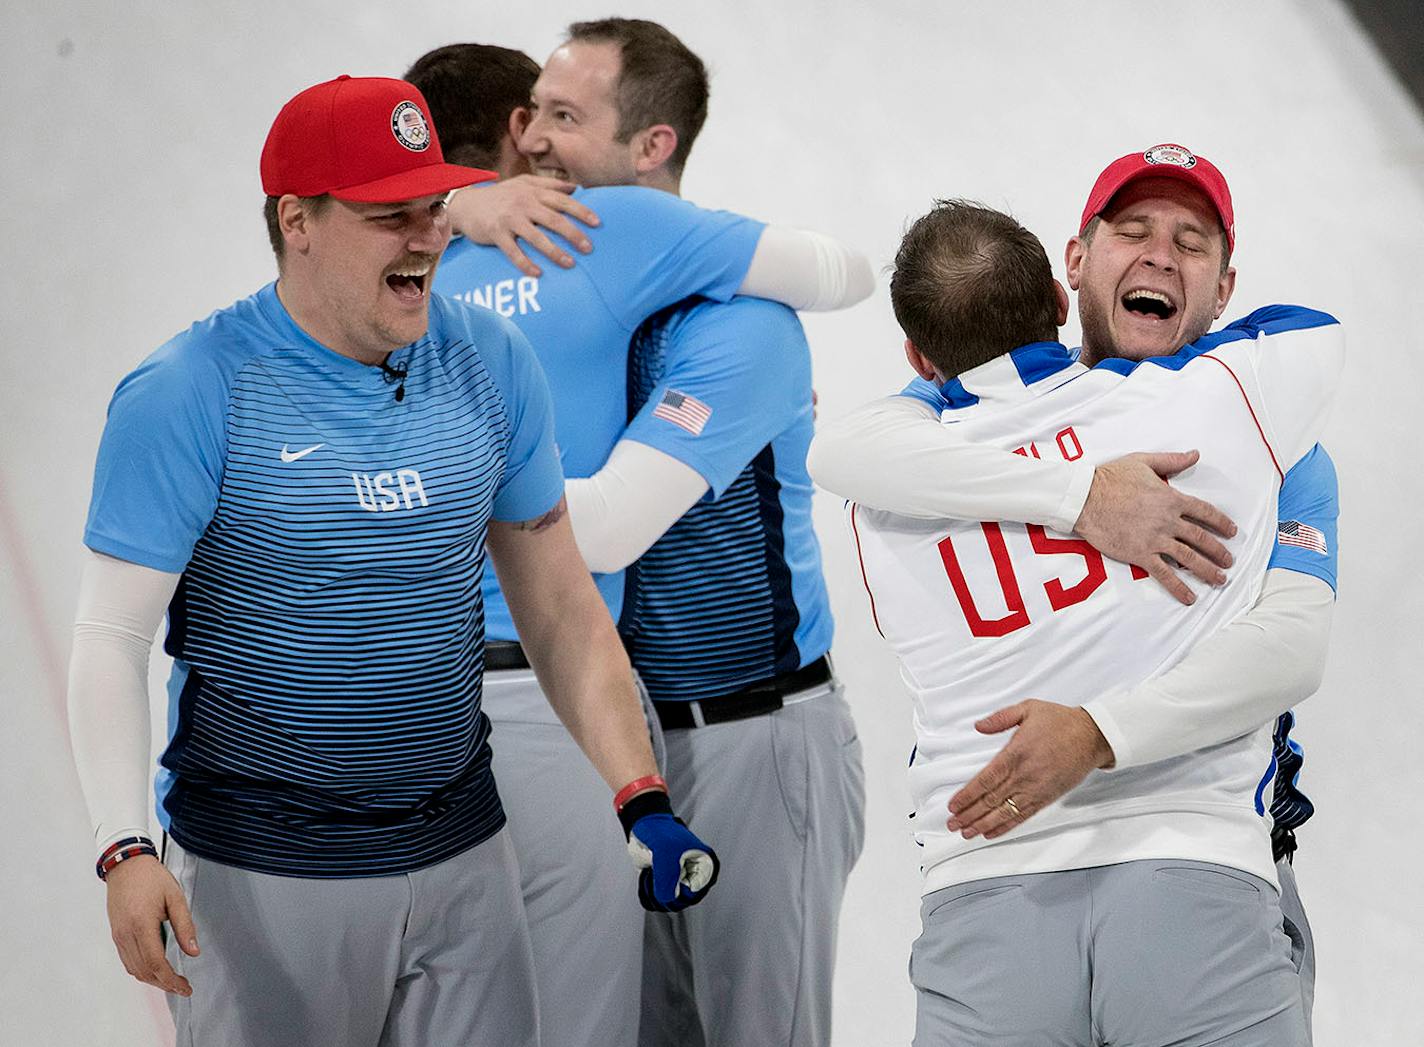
[
  {"left": 508, "top": 105, "right": 531, "bottom": 142},
  {"left": 495, "top": 130, "right": 529, "bottom": 181},
  {"left": 1064, "top": 236, "right": 1087, "bottom": 291},
  {"left": 278, "top": 195, "right": 317, "bottom": 255},
  {"left": 1214, "top": 265, "right": 1237, "bottom": 319},
  {"left": 903, "top": 338, "right": 941, "bottom": 383},
  {"left": 631, "top": 124, "right": 678, "bottom": 175},
  {"left": 1053, "top": 278, "right": 1070, "bottom": 326}
]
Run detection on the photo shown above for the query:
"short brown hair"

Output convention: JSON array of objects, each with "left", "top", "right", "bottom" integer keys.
[
  {"left": 890, "top": 200, "right": 1059, "bottom": 379},
  {"left": 565, "top": 18, "right": 708, "bottom": 174},
  {"left": 404, "top": 44, "right": 540, "bottom": 169},
  {"left": 263, "top": 193, "right": 330, "bottom": 261}
]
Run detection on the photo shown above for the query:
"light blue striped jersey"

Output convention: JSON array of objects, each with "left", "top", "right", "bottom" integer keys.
[
  {"left": 433, "top": 186, "right": 764, "bottom": 640},
  {"left": 901, "top": 307, "right": 1340, "bottom": 839},
  {"left": 84, "top": 284, "right": 564, "bottom": 877},
  {"left": 620, "top": 296, "right": 833, "bottom": 701}
]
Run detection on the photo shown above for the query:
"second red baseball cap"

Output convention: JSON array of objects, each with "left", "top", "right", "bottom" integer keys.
[
  {"left": 1079, "top": 143, "right": 1235, "bottom": 253},
  {"left": 260, "top": 75, "right": 497, "bottom": 203}
]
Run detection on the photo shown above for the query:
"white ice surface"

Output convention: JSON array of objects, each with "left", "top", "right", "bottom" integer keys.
[{"left": 3, "top": 2, "right": 1421, "bottom": 1043}]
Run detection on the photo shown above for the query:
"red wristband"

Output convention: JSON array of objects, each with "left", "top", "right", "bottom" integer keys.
[
  {"left": 96, "top": 835, "right": 158, "bottom": 881},
  {"left": 614, "top": 774, "right": 667, "bottom": 812}
]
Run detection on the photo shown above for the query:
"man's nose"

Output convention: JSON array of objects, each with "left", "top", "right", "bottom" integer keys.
[
  {"left": 408, "top": 208, "right": 450, "bottom": 253},
  {"left": 1140, "top": 231, "right": 1177, "bottom": 272}
]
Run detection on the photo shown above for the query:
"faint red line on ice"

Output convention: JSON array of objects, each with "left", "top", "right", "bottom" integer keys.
[
  {"left": 0, "top": 465, "right": 67, "bottom": 715},
  {"left": 0, "top": 471, "right": 172, "bottom": 1045},
  {"left": 146, "top": 986, "right": 176, "bottom": 1045}
]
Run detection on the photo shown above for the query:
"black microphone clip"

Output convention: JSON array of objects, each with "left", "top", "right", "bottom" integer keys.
[{"left": 379, "top": 357, "right": 408, "bottom": 402}]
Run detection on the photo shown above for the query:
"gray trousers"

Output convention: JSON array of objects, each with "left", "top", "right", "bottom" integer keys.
[
  {"left": 910, "top": 859, "right": 1307, "bottom": 1046},
  {"left": 1277, "top": 857, "right": 1316, "bottom": 1043},
  {"left": 164, "top": 830, "right": 537, "bottom": 1047},
  {"left": 483, "top": 667, "right": 665, "bottom": 1047},
  {"left": 639, "top": 680, "right": 866, "bottom": 1047}
]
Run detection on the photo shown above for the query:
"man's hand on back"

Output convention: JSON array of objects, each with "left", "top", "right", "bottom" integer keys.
[
  {"left": 105, "top": 855, "right": 200, "bottom": 997},
  {"left": 447, "top": 176, "right": 601, "bottom": 277},
  {"left": 946, "top": 700, "right": 1115, "bottom": 840},
  {"left": 1075, "top": 450, "right": 1237, "bottom": 606}
]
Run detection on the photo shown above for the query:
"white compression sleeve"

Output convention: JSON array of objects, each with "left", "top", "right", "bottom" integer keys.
[
  {"left": 1084, "top": 569, "right": 1334, "bottom": 770},
  {"left": 739, "top": 225, "right": 876, "bottom": 312},
  {"left": 66, "top": 549, "right": 180, "bottom": 858},
  {"left": 806, "top": 395, "right": 1094, "bottom": 531},
  {"left": 565, "top": 440, "right": 710, "bottom": 574}
]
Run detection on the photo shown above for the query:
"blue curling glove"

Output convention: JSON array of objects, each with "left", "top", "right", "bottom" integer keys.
[{"left": 618, "top": 791, "right": 720, "bottom": 913}]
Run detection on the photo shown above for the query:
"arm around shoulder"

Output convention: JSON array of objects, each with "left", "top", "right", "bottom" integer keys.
[
  {"left": 807, "top": 394, "right": 1090, "bottom": 529},
  {"left": 739, "top": 225, "right": 876, "bottom": 311}
]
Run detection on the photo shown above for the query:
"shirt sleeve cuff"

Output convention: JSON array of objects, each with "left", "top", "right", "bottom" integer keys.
[
  {"left": 1081, "top": 688, "right": 1133, "bottom": 771},
  {"left": 1049, "top": 464, "right": 1096, "bottom": 535}
]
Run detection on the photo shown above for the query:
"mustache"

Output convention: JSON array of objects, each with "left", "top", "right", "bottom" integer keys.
[{"left": 385, "top": 253, "right": 440, "bottom": 275}]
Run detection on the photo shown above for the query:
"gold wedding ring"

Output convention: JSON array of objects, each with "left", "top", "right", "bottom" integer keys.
[{"left": 1003, "top": 796, "right": 1022, "bottom": 818}]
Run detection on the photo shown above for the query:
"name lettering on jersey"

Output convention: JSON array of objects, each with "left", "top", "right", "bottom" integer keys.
[
  {"left": 454, "top": 277, "right": 541, "bottom": 317},
  {"left": 1012, "top": 426, "right": 1083, "bottom": 462},
  {"left": 352, "top": 469, "right": 429, "bottom": 512}
]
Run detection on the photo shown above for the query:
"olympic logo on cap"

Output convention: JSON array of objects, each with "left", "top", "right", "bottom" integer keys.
[
  {"left": 1143, "top": 144, "right": 1196, "bottom": 169},
  {"left": 391, "top": 101, "right": 431, "bottom": 152}
]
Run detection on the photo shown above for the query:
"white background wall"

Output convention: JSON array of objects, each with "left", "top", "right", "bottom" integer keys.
[{"left": 3, "top": 2, "right": 1422, "bottom": 1043}]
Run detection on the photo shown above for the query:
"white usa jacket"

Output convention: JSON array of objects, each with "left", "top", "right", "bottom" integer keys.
[{"left": 842, "top": 306, "right": 1343, "bottom": 894}]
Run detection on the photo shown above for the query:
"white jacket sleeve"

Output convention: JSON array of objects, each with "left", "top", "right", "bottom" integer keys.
[
  {"left": 565, "top": 440, "right": 710, "bottom": 574},
  {"left": 739, "top": 226, "right": 876, "bottom": 312},
  {"left": 1083, "top": 568, "right": 1334, "bottom": 769},
  {"left": 806, "top": 395, "right": 1094, "bottom": 532},
  {"left": 66, "top": 549, "right": 179, "bottom": 858}
]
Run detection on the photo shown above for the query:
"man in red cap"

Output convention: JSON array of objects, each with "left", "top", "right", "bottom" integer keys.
[
  {"left": 810, "top": 147, "right": 1337, "bottom": 1041},
  {"left": 65, "top": 75, "right": 719, "bottom": 1047}
]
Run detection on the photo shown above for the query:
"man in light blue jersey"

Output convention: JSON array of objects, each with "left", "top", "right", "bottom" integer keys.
[
  {"left": 66, "top": 75, "right": 718, "bottom": 1047},
  {"left": 411, "top": 21, "right": 870, "bottom": 1047},
  {"left": 810, "top": 147, "right": 1337, "bottom": 1040}
]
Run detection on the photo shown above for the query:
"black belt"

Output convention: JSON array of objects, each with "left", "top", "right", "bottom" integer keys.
[
  {"left": 652, "top": 657, "right": 833, "bottom": 730},
  {"left": 485, "top": 641, "right": 531, "bottom": 672}
]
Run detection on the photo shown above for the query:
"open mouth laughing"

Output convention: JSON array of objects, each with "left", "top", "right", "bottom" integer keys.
[
  {"left": 1120, "top": 288, "right": 1178, "bottom": 322},
  {"left": 385, "top": 260, "right": 434, "bottom": 304}
]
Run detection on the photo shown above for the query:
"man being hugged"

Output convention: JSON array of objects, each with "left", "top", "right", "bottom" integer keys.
[{"left": 825, "top": 199, "right": 1340, "bottom": 1044}]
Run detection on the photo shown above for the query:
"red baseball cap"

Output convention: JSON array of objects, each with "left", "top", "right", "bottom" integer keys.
[
  {"left": 260, "top": 75, "right": 497, "bottom": 203},
  {"left": 1079, "top": 143, "right": 1235, "bottom": 253}
]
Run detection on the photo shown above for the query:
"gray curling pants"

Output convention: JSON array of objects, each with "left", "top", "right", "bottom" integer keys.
[
  {"left": 164, "top": 829, "right": 537, "bottom": 1047},
  {"left": 639, "top": 679, "right": 866, "bottom": 1047},
  {"left": 1276, "top": 857, "right": 1316, "bottom": 1043},
  {"left": 911, "top": 859, "right": 1307, "bottom": 1046},
  {"left": 483, "top": 667, "right": 666, "bottom": 1047}
]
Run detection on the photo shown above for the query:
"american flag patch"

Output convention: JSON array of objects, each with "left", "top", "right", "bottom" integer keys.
[
  {"left": 652, "top": 389, "right": 712, "bottom": 435},
  {"left": 1277, "top": 520, "right": 1328, "bottom": 554}
]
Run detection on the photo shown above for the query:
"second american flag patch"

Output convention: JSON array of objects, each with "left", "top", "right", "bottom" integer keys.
[{"left": 652, "top": 389, "right": 713, "bottom": 435}]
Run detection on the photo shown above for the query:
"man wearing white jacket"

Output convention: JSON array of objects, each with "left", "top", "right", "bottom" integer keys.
[{"left": 813, "top": 187, "right": 1340, "bottom": 1042}]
